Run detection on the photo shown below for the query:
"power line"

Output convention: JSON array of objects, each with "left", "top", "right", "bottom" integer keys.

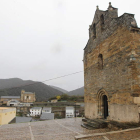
[
  {"left": 0, "top": 71, "right": 83, "bottom": 91},
  {"left": 42, "top": 71, "right": 83, "bottom": 83}
]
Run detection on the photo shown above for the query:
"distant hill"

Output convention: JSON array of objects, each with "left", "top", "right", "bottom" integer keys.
[
  {"left": 68, "top": 87, "right": 84, "bottom": 96},
  {"left": 0, "top": 78, "right": 64, "bottom": 101},
  {"left": 50, "top": 86, "right": 68, "bottom": 93}
]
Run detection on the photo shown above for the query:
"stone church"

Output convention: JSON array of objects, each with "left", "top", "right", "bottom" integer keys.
[
  {"left": 20, "top": 90, "right": 36, "bottom": 103},
  {"left": 84, "top": 3, "right": 140, "bottom": 123}
]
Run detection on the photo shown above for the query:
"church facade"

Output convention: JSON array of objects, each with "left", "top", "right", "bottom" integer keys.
[
  {"left": 84, "top": 3, "right": 140, "bottom": 123},
  {"left": 20, "top": 90, "right": 36, "bottom": 103}
]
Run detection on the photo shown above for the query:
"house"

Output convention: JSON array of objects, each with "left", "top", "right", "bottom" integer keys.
[
  {"left": 65, "top": 107, "right": 74, "bottom": 118},
  {"left": 7, "top": 100, "right": 20, "bottom": 106},
  {"left": 52, "top": 107, "right": 65, "bottom": 119},
  {"left": 30, "top": 107, "right": 42, "bottom": 117},
  {"left": 0, "top": 107, "right": 16, "bottom": 125},
  {"left": 42, "top": 107, "right": 51, "bottom": 113},
  {"left": 84, "top": 2, "right": 140, "bottom": 123},
  {"left": 51, "top": 99, "right": 58, "bottom": 103}
]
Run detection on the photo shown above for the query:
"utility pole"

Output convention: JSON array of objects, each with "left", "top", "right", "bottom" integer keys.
[{"left": 75, "top": 100, "right": 76, "bottom": 118}]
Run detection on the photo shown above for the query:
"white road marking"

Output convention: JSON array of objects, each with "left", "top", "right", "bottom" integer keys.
[
  {"left": 35, "top": 132, "right": 74, "bottom": 136},
  {"left": 28, "top": 123, "right": 34, "bottom": 140},
  {"left": 54, "top": 120, "right": 81, "bottom": 135},
  {"left": 103, "top": 136, "right": 110, "bottom": 140},
  {"left": 48, "top": 132, "right": 74, "bottom": 136}
]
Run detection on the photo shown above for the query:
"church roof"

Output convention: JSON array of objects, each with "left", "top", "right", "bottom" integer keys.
[
  {"left": 1, "top": 96, "right": 20, "bottom": 99},
  {"left": 23, "top": 92, "right": 34, "bottom": 94},
  {"left": 30, "top": 107, "right": 42, "bottom": 110}
]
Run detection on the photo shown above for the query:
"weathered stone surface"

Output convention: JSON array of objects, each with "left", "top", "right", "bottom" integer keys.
[{"left": 84, "top": 3, "right": 140, "bottom": 122}]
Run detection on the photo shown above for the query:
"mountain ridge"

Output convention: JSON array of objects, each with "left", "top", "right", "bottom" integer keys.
[
  {"left": 67, "top": 86, "right": 84, "bottom": 96},
  {"left": 0, "top": 78, "right": 64, "bottom": 101},
  {"left": 50, "top": 85, "right": 68, "bottom": 93}
]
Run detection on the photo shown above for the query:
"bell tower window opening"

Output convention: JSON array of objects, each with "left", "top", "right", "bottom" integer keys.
[
  {"left": 100, "top": 14, "right": 104, "bottom": 31},
  {"left": 93, "top": 23, "right": 96, "bottom": 38}
]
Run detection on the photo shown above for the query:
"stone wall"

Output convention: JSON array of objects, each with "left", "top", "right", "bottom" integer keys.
[
  {"left": 84, "top": 102, "right": 97, "bottom": 119},
  {"left": 109, "top": 104, "right": 139, "bottom": 122}
]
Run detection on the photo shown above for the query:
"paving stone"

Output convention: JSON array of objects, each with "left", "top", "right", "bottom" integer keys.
[{"left": 1, "top": 118, "right": 140, "bottom": 140}]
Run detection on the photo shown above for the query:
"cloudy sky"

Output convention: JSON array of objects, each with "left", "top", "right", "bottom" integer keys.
[{"left": 0, "top": 0, "right": 139, "bottom": 91}]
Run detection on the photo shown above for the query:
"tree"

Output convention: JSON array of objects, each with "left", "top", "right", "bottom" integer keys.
[
  {"left": 56, "top": 96, "right": 61, "bottom": 100},
  {"left": 61, "top": 94, "right": 69, "bottom": 100}
]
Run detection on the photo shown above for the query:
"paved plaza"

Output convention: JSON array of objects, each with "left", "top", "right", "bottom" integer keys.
[{"left": 0, "top": 118, "right": 140, "bottom": 140}]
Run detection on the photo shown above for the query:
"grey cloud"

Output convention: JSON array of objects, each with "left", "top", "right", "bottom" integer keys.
[{"left": 51, "top": 43, "right": 63, "bottom": 54}]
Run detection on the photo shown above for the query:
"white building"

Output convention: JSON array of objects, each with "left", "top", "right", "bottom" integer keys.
[
  {"left": 7, "top": 100, "right": 20, "bottom": 106},
  {"left": 65, "top": 106, "right": 75, "bottom": 118},
  {"left": 30, "top": 107, "right": 42, "bottom": 116},
  {"left": 42, "top": 107, "right": 51, "bottom": 113}
]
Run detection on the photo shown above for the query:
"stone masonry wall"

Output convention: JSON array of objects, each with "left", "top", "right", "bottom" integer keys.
[{"left": 84, "top": 3, "right": 140, "bottom": 122}]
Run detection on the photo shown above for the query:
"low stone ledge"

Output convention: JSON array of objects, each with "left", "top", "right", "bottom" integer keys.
[{"left": 75, "top": 127, "right": 140, "bottom": 140}]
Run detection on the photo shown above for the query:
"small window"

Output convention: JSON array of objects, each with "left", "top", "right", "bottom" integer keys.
[{"left": 98, "top": 54, "right": 103, "bottom": 69}]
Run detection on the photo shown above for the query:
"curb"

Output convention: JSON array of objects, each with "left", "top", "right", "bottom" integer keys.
[{"left": 75, "top": 127, "right": 140, "bottom": 140}]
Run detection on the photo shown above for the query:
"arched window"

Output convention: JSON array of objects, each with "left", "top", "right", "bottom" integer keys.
[
  {"left": 98, "top": 54, "right": 103, "bottom": 69},
  {"left": 100, "top": 14, "right": 104, "bottom": 31}
]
